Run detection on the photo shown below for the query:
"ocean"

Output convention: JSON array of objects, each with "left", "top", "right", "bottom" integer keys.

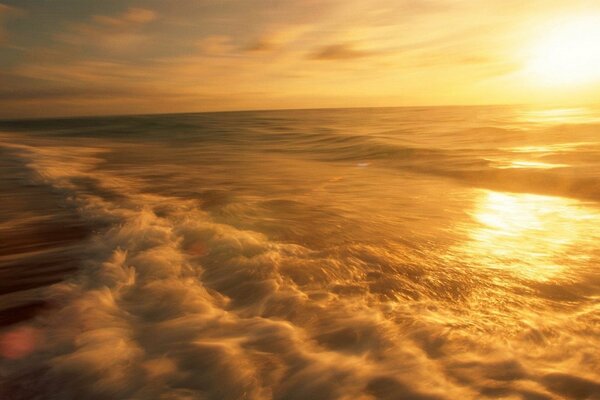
[{"left": 0, "top": 106, "right": 599, "bottom": 399}]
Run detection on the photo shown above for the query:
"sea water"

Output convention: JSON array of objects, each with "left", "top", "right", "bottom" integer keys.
[{"left": 0, "top": 106, "right": 599, "bottom": 399}]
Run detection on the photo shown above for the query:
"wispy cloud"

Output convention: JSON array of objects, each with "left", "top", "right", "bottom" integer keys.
[
  {"left": 309, "top": 43, "right": 379, "bottom": 60},
  {"left": 0, "top": 3, "right": 22, "bottom": 45},
  {"left": 243, "top": 25, "right": 311, "bottom": 53},
  {"left": 92, "top": 8, "right": 157, "bottom": 26},
  {"left": 57, "top": 7, "right": 158, "bottom": 52},
  {"left": 0, "top": 0, "right": 595, "bottom": 118},
  {"left": 197, "top": 35, "right": 234, "bottom": 55}
]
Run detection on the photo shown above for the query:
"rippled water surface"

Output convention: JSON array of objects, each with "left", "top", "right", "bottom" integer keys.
[{"left": 0, "top": 106, "right": 599, "bottom": 399}]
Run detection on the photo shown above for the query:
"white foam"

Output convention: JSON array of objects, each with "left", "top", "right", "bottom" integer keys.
[{"left": 1, "top": 134, "right": 598, "bottom": 400}]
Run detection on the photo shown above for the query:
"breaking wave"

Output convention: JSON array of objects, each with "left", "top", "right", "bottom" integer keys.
[{"left": 1, "top": 106, "right": 599, "bottom": 400}]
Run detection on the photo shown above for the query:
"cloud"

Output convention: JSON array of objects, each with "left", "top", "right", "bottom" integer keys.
[
  {"left": 244, "top": 38, "right": 275, "bottom": 52},
  {"left": 243, "top": 24, "right": 311, "bottom": 53},
  {"left": 0, "top": 3, "right": 21, "bottom": 45},
  {"left": 1, "top": 51, "right": 291, "bottom": 117},
  {"left": 57, "top": 7, "right": 158, "bottom": 52},
  {"left": 1, "top": 0, "right": 597, "bottom": 118},
  {"left": 309, "top": 43, "right": 378, "bottom": 60},
  {"left": 92, "top": 8, "right": 157, "bottom": 26},
  {"left": 0, "top": 4, "right": 9, "bottom": 18},
  {"left": 197, "top": 35, "right": 234, "bottom": 55},
  {"left": 0, "top": 86, "right": 149, "bottom": 101}
]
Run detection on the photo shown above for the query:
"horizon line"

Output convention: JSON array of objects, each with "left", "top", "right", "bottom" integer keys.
[{"left": 1, "top": 101, "right": 596, "bottom": 123}]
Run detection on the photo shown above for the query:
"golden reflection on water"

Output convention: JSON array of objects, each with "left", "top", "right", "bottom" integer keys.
[
  {"left": 494, "top": 160, "right": 568, "bottom": 169},
  {"left": 453, "top": 190, "right": 600, "bottom": 281},
  {"left": 518, "top": 107, "right": 600, "bottom": 125},
  {"left": 507, "top": 142, "right": 597, "bottom": 153}
]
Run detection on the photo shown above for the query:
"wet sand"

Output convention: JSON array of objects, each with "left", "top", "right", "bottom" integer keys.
[{"left": 0, "top": 148, "right": 89, "bottom": 328}]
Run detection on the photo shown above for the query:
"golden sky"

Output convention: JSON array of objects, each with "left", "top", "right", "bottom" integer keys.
[{"left": 1, "top": 0, "right": 600, "bottom": 118}]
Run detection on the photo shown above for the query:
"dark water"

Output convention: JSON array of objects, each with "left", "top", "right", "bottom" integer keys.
[{"left": 0, "top": 106, "right": 599, "bottom": 399}]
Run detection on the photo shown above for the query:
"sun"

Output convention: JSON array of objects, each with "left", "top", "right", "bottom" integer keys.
[{"left": 526, "top": 15, "right": 600, "bottom": 87}]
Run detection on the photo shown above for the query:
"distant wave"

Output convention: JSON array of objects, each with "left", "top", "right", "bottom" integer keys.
[{"left": 252, "top": 123, "right": 600, "bottom": 202}]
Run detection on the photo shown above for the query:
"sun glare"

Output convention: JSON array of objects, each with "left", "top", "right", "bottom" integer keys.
[
  {"left": 452, "top": 190, "right": 600, "bottom": 281},
  {"left": 526, "top": 15, "right": 600, "bottom": 87}
]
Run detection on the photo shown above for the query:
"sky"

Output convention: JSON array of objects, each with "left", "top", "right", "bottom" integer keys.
[{"left": 1, "top": 0, "right": 600, "bottom": 118}]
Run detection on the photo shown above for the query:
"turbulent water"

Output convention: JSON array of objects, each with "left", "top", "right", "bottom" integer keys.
[{"left": 0, "top": 106, "right": 599, "bottom": 400}]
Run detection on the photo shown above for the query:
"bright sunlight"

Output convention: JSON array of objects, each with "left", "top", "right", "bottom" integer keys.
[{"left": 526, "top": 15, "right": 600, "bottom": 87}]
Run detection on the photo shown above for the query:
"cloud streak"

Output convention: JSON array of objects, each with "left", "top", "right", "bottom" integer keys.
[
  {"left": 0, "top": 0, "right": 597, "bottom": 117},
  {"left": 0, "top": 3, "right": 20, "bottom": 45},
  {"left": 309, "top": 43, "right": 380, "bottom": 60},
  {"left": 56, "top": 7, "right": 158, "bottom": 53}
]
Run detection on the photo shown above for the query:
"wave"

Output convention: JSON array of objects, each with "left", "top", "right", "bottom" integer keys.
[
  {"left": 1, "top": 122, "right": 599, "bottom": 399},
  {"left": 253, "top": 126, "right": 600, "bottom": 203},
  {"left": 0, "top": 135, "right": 457, "bottom": 399}
]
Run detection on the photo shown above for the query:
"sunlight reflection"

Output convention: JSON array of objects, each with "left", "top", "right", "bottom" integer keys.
[
  {"left": 507, "top": 142, "right": 597, "bottom": 153},
  {"left": 518, "top": 107, "right": 600, "bottom": 125},
  {"left": 453, "top": 190, "right": 600, "bottom": 280},
  {"left": 494, "top": 160, "right": 568, "bottom": 169}
]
